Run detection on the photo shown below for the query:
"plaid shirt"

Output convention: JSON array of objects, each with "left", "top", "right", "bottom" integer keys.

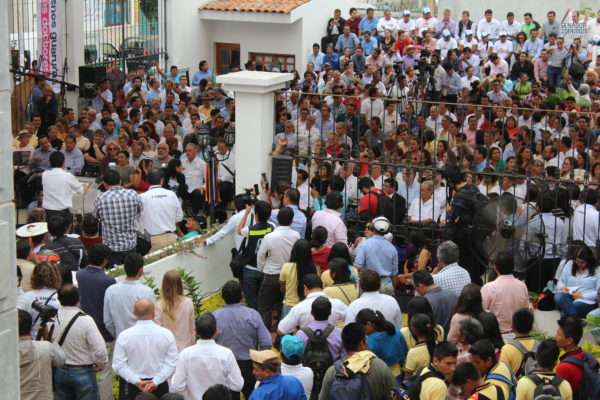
[
  {"left": 94, "top": 186, "right": 142, "bottom": 252},
  {"left": 432, "top": 263, "right": 472, "bottom": 297}
]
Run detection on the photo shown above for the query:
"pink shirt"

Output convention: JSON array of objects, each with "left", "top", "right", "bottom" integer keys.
[
  {"left": 311, "top": 208, "right": 348, "bottom": 248},
  {"left": 154, "top": 296, "right": 196, "bottom": 352},
  {"left": 481, "top": 275, "right": 529, "bottom": 333},
  {"left": 484, "top": 59, "right": 509, "bottom": 77}
]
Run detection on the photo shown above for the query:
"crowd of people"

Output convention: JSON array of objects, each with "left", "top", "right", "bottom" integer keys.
[{"left": 11, "top": 4, "right": 600, "bottom": 400}]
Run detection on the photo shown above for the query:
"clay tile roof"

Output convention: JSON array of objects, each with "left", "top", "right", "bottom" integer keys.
[{"left": 200, "top": 0, "right": 310, "bottom": 13}]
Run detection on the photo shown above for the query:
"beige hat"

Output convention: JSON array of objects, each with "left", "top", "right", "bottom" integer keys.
[
  {"left": 249, "top": 349, "right": 279, "bottom": 364},
  {"left": 16, "top": 222, "right": 48, "bottom": 237},
  {"left": 17, "top": 129, "right": 30, "bottom": 137}
]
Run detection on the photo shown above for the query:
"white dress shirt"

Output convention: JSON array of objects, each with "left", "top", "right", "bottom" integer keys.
[
  {"left": 477, "top": 18, "right": 501, "bottom": 39},
  {"left": 113, "top": 320, "right": 178, "bottom": 386},
  {"left": 42, "top": 168, "right": 84, "bottom": 210},
  {"left": 344, "top": 291, "right": 403, "bottom": 328},
  {"left": 297, "top": 180, "right": 310, "bottom": 211},
  {"left": 206, "top": 210, "right": 248, "bottom": 249},
  {"left": 181, "top": 156, "right": 206, "bottom": 193},
  {"left": 171, "top": 339, "right": 244, "bottom": 399},
  {"left": 281, "top": 363, "right": 313, "bottom": 399},
  {"left": 51, "top": 306, "right": 108, "bottom": 368},
  {"left": 216, "top": 150, "right": 235, "bottom": 183},
  {"left": 408, "top": 196, "right": 441, "bottom": 223},
  {"left": 343, "top": 174, "right": 360, "bottom": 201},
  {"left": 278, "top": 291, "right": 348, "bottom": 334},
  {"left": 573, "top": 204, "right": 600, "bottom": 248},
  {"left": 360, "top": 98, "right": 384, "bottom": 119},
  {"left": 139, "top": 185, "right": 183, "bottom": 235},
  {"left": 256, "top": 226, "right": 301, "bottom": 275}
]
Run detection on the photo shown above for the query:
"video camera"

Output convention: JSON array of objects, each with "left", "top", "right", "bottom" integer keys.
[
  {"left": 415, "top": 49, "right": 435, "bottom": 84},
  {"left": 31, "top": 300, "right": 58, "bottom": 340},
  {"left": 241, "top": 184, "right": 260, "bottom": 206}
]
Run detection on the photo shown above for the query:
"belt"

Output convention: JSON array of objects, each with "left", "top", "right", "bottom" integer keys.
[
  {"left": 64, "top": 364, "right": 94, "bottom": 368},
  {"left": 152, "top": 231, "right": 175, "bottom": 235}
]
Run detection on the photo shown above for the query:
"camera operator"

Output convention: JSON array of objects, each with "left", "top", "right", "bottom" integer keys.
[
  {"left": 50, "top": 284, "right": 108, "bottom": 398},
  {"left": 19, "top": 309, "right": 66, "bottom": 400},
  {"left": 236, "top": 200, "right": 276, "bottom": 309},
  {"left": 201, "top": 193, "right": 251, "bottom": 249},
  {"left": 26, "top": 261, "right": 61, "bottom": 338}
]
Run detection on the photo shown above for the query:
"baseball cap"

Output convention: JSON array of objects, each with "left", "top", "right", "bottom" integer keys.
[
  {"left": 250, "top": 349, "right": 279, "bottom": 364},
  {"left": 480, "top": 32, "right": 490, "bottom": 38},
  {"left": 499, "top": 31, "right": 507, "bottom": 37},
  {"left": 281, "top": 335, "right": 304, "bottom": 361},
  {"left": 403, "top": 10, "right": 411, "bottom": 16},
  {"left": 16, "top": 222, "right": 48, "bottom": 237},
  {"left": 17, "top": 129, "right": 30, "bottom": 137},
  {"left": 190, "top": 215, "right": 207, "bottom": 230},
  {"left": 442, "top": 29, "right": 451, "bottom": 37},
  {"left": 423, "top": 7, "right": 431, "bottom": 14},
  {"left": 593, "top": 35, "right": 600, "bottom": 44},
  {"left": 465, "top": 29, "right": 474, "bottom": 36}
]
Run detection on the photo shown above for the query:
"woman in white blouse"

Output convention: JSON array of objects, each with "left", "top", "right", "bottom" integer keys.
[{"left": 555, "top": 245, "right": 600, "bottom": 318}]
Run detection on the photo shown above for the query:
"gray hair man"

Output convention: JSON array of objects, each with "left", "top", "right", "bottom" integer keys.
[{"left": 432, "top": 240, "right": 471, "bottom": 296}]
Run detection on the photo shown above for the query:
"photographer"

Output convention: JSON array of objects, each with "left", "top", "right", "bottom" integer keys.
[
  {"left": 26, "top": 261, "right": 61, "bottom": 338},
  {"left": 19, "top": 309, "right": 65, "bottom": 400},
  {"left": 201, "top": 194, "right": 249, "bottom": 248}
]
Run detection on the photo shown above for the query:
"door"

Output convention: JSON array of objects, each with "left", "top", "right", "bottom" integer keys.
[{"left": 215, "top": 43, "right": 240, "bottom": 74}]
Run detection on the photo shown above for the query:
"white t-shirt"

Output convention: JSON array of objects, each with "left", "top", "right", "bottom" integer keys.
[
  {"left": 436, "top": 38, "right": 458, "bottom": 59},
  {"left": 493, "top": 40, "right": 514, "bottom": 60},
  {"left": 415, "top": 17, "right": 438, "bottom": 36},
  {"left": 396, "top": 19, "right": 416, "bottom": 34},
  {"left": 27, "top": 288, "right": 60, "bottom": 336}
]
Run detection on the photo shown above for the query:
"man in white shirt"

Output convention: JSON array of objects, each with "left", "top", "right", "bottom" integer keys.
[
  {"left": 172, "top": 313, "right": 243, "bottom": 399},
  {"left": 573, "top": 190, "right": 600, "bottom": 248},
  {"left": 377, "top": 10, "right": 397, "bottom": 39},
  {"left": 360, "top": 87, "right": 384, "bottom": 118},
  {"left": 139, "top": 169, "right": 183, "bottom": 252},
  {"left": 297, "top": 115, "right": 321, "bottom": 154},
  {"left": 215, "top": 139, "right": 235, "bottom": 210},
  {"left": 436, "top": 29, "right": 458, "bottom": 59},
  {"left": 397, "top": 10, "right": 416, "bottom": 35},
  {"left": 477, "top": 9, "right": 501, "bottom": 39},
  {"left": 51, "top": 284, "right": 108, "bottom": 399},
  {"left": 380, "top": 101, "right": 402, "bottom": 135},
  {"left": 295, "top": 169, "right": 310, "bottom": 211},
  {"left": 256, "top": 207, "right": 301, "bottom": 329},
  {"left": 493, "top": 32, "right": 514, "bottom": 62},
  {"left": 280, "top": 335, "right": 313, "bottom": 399},
  {"left": 181, "top": 143, "right": 206, "bottom": 215},
  {"left": 501, "top": 12, "right": 521, "bottom": 41},
  {"left": 42, "top": 151, "right": 85, "bottom": 222},
  {"left": 344, "top": 270, "right": 403, "bottom": 328},
  {"left": 278, "top": 274, "right": 347, "bottom": 334},
  {"left": 340, "top": 162, "right": 360, "bottom": 202},
  {"left": 415, "top": 7, "right": 438, "bottom": 38},
  {"left": 407, "top": 181, "right": 441, "bottom": 224},
  {"left": 92, "top": 78, "right": 113, "bottom": 113},
  {"left": 113, "top": 298, "right": 178, "bottom": 399}
]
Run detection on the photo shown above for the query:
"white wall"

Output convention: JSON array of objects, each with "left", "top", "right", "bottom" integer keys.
[
  {"left": 438, "top": 0, "right": 591, "bottom": 25},
  {"left": 166, "top": 0, "right": 210, "bottom": 73}
]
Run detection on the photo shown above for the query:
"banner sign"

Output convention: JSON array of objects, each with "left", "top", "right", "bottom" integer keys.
[
  {"left": 560, "top": 22, "right": 590, "bottom": 45},
  {"left": 37, "top": 0, "right": 62, "bottom": 91}
]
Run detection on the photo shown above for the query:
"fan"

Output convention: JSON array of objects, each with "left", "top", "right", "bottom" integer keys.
[{"left": 471, "top": 193, "right": 546, "bottom": 281}]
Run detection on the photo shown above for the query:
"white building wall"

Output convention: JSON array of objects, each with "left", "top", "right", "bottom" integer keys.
[
  {"left": 166, "top": 0, "right": 209, "bottom": 72},
  {"left": 438, "top": 0, "right": 590, "bottom": 25}
]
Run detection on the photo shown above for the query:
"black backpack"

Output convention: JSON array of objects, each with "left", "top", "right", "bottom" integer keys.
[
  {"left": 391, "top": 366, "right": 445, "bottom": 400},
  {"left": 328, "top": 359, "right": 372, "bottom": 400},
  {"left": 526, "top": 374, "right": 564, "bottom": 400},
  {"left": 301, "top": 325, "right": 335, "bottom": 397},
  {"left": 363, "top": 191, "right": 395, "bottom": 221}
]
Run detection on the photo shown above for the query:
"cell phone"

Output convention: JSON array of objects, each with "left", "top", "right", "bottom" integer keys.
[
  {"left": 261, "top": 173, "right": 269, "bottom": 191},
  {"left": 109, "top": 162, "right": 116, "bottom": 170}
]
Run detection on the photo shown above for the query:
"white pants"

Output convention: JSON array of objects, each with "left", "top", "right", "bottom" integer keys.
[{"left": 98, "top": 340, "right": 115, "bottom": 400}]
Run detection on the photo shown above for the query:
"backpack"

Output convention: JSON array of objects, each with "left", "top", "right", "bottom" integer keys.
[
  {"left": 509, "top": 339, "right": 539, "bottom": 378},
  {"left": 563, "top": 352, "right": 600, "bottom": 400},
  {"left": 375, "top": 192, "right": 396, "bottom": 222},
  {"left": 301, "top": 325, "right": 335, "bottom": 397},
  {"left": 391, "top": 366, "right": 445, "bottom": 400},
  {"left": 328, "top": 359, "right": 372, "bottom": 400},
  {"left": 526, "top": 374, "right": 564, "bottom": 400},
  {"left": 487, "top": 367, "right": 517, "bottom": 400}
]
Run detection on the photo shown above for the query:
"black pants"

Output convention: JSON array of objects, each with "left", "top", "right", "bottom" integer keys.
[
  {"left": 526, "top": 258, "right": 560, "bottom": 294},
  {"left": 231, "top": 359, "right": 256, "bottom": 400},
  {"left": 45, "top": 208, "right": 72, "bottom": 224},
  {"left": 258, "top": 273, "right": 282, "bottom": 330},
  {"left": 442, "top": 94, "right": 458, "bottom": 111},
  {"left": 188, "top": 189, "right": 206, "bottom": 215},
  {"left": 218, "top": 181, "right": 234, "bottom": 209},
  {"left": 14, "top": 170, "right": 33, "bottom": 206},
  {"left": 119, "top": 377, "right": 169, "bottom": 400}
]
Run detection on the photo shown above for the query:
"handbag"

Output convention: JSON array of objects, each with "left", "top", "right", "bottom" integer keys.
[
  {"left": 136, "top": 230, "right": 152, "bottom": 256},
  {"left": 568, "top": 55, "right": 587, "bottom": 78},
  {"left": 229, "top": 215, "right": 253, "bottom": 279}
]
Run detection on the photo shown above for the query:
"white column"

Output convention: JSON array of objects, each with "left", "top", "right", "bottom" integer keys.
[
  {"left": 64, "top": 0, "right": 84, "bottom": 86},
  {"left": 217, "top": 71, "right": 293, "bottom": 194},
  {"left": 0, "top": 0, "right": 20, "bottom": 398}
]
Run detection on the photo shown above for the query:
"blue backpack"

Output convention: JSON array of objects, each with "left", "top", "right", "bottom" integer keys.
[
  {"left": 487, "top": 365, "right": 517, "bottom": 400},
  {"left": 328, "top": 359, "right": 372, "bottom": 400},
  {"left": 563, "top": 352, "right": 600, "bottom": 400}
]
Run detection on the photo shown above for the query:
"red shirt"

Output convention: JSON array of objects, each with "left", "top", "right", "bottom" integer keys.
[
  {"left": 556, "top": 348, "right": 585, "bottom": 392},
  {"left": 312, "top": 247, "right": 332, "bottom": 272},
  {"left": 359, "top": 190, "right": 382, "bottom": 216},
  {"left": 346, "top": 17, "right": 362, "bottom": 35},
  {"left": 78, "top": 235, "right": 103, "bottom": 251}
]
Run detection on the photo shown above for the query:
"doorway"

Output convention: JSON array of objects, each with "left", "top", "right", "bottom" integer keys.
[{"left": 215, "top": 43, "right": 240, "bottom": 74}]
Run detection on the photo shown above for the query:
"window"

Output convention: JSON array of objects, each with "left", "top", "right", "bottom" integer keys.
[
  {"left": 249, "top": 53, "right": 295, "bottom": 72},
  {"left": 105, "top": 0, "right": 129, "bottom": 26}
]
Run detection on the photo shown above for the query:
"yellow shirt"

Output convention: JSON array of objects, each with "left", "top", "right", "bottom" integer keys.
[
  {"left": 12, "top": 135, "right": 38, "bottom": 148},
  {"left": 405, "top": 342, "right": 431, "bottom": 373},
  {"left": 485, "top": 361, "right": 515, "bottom": 400},
  {"left": 468, "top": 382, "right": 503, "bottom": 400},
  {"left": 321, "top": 267, "right": 359, "bottom": 288},
  {"left": 418, "top": 366, "right": 448, "bottom": 400},
  {"left": 499, "top": 336, "right": 536, "bottom": 377},
  {"left": 323, "top": 283, "right": 359, "bottom": 305},
  {"left": 401, "top": 325, "right": 444, "bottom": 350},
  {"left": 279, "top": 262, "right": 320, "bottom": 306},
  {"left": 516, "top": 372, "right": 573, "bottom": 400}
]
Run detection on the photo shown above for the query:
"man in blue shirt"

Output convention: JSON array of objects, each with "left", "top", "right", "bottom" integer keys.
[
  {"left": 360, "top": 31, "right": 378, "bottom": 56},
  {"left": 335, "top": 25, "right": 359, "bottom": 54},
  {"left": 358, "top": 7, "right": 378, "bottom": 39},
  {"left": 61, "top": 135, "right": 84, "bottom": 175},
  {"left": 440, "top": 64, "right": 462, "bottom": 104},
  {"left": 398, "top": 168, "right": 420, "bottom": 208},
  {"left": 249, "top": 349, "right": 306, "bottom": 400},
  {"left": 354, "top": 217, "right": 398, "bottom": 295},
  {"left": 307, "top": 43, "right": 325, "bottom": 72},
  {"left": 270, "top": 188, "right": 307, "bottom": 237},
  {"left": 321, "top": 46, "right": 340, "bottom": 71},
  {"left": 522, "top": 29, "right": 544, "bottom": 61},
  {"left": 192, "top": 60, "right": 214, "bottom": 86}
]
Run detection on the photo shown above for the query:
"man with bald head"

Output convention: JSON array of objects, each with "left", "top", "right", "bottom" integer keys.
[{"left": 113, "top": 298, "right": 178, "bottom": 399}]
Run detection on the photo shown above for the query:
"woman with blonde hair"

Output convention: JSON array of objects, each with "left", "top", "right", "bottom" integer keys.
[{"left": 154, "top": 269, "right": 195, "bottom": 351}]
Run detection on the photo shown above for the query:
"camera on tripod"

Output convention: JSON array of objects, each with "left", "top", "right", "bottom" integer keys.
[
  {"left": 415, "top": 49, "right": 435, "bottom": 83},
  {"left": 241, "top": 184, "right": 260, "bottom": 206},
  {"left": 31, "top": 300, "right": 58, "bottom": 340}
]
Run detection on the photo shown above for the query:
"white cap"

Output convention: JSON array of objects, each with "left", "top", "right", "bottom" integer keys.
[
  {"left": 403, "top": 9, "right": 411, "bottom": 16},
  {"left": 442, "top": 29, "right": 451, "bottom": 37},
  {"left": 465, "top": 29, "right": 474, "bottom": 36},
  {"left": 593, "top": 35, "right": 600, "bottom": 43},
  {"left": 499, "top": 31, "right": 508, "bottom": 37},
  {"left": 423, "top": 7, "right": 431, "bottom": 14},
  {"left": 480, "top": 31, "right": 490, "bottom": 38}
]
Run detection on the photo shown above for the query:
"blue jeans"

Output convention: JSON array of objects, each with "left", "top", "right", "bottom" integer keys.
[
  {"left": 281, "top": 304, "right": 293, "bottom": 319},
  {"left": 54, "top": 365, "right": 99, "bottom": 400},
  {"left": 242, "top": 268, "right": 262, "bottom": 310},
  {"left": 555, "top": 291, "right": 597, "bottom": 318},
  {"left": 547, "top": 66, "right": 562, "bottom": 88},
  {"left": 108, "top": 248, "right": 137, "bottom": 269},
  {"left": 380, "top": 276, "right": 394, "bottom": 296}
]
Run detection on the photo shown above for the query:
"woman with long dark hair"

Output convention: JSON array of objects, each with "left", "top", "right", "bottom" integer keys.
[
  {"left": 555, "top": 245, "right": 599, "bottom": 318},
  {"left": 476, "top": 311, "right": 505, "bottom": 358},
  {"left": 162, "top": 158, "right": 188, "bottom": 201},
  {"left": 400, "top": 297, "right": 444, "bottom": 349},
  {"left": 321, "top": 242, "right": 358, "bottom": 287},
  {"left": 447, "top": 283, "right": 484, "bottom": 344},
  {"left": 130, "top": 158, "right": 153, "bottom": 193},
  {"left": 279, "top": 239, "right": 319, "bottom": 318},
  {"left": 323, "top": 258, "right": 358, "bottom": 305},
  {"left": 310, "top": 226, "right": 331, "bottom": 272},
  {"left": 356, "top": 308, "right": 407, "bottom": 378},
  {"left": 404, "top": 313, "right": 438, "bottom": 378}
]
